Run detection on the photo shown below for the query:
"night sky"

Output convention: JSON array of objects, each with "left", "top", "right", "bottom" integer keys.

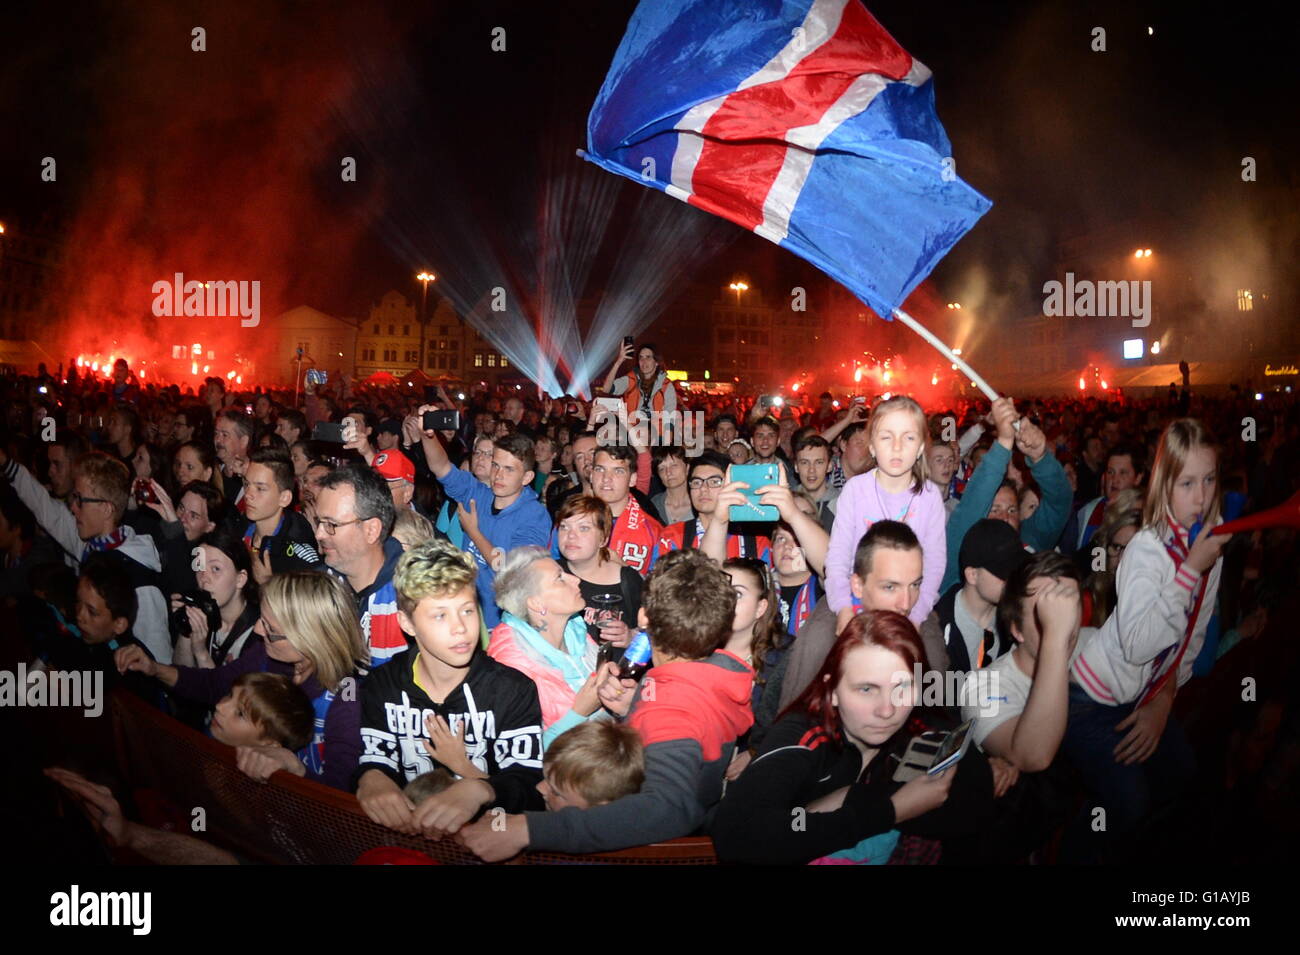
[{"left": 1, "top": 0, "right": 1295, "bottom": 343}]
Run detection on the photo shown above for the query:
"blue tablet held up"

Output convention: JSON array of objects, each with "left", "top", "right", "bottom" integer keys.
[{"left": 728, "top": 463, "right": 780, "bottom": 522}]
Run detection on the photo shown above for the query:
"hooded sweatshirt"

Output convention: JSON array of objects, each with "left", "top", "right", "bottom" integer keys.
[
  {"left": 354, "top": 647, "right": 544, "bottom": 812},
  {"left": 524, "top": 649, "right": 754, "bottom": 854},
  {"left": 3, "top": 458, "right": 171, "bottom": 664}
]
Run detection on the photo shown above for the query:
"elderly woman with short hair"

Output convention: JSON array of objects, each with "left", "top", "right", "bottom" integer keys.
[{"left": 489, "top": 546, "right": 605, "bottom": 748}]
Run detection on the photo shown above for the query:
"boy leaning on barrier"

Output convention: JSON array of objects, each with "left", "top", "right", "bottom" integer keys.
[{"left": 354, "top": 540, "right": 545, "bottom": 839}]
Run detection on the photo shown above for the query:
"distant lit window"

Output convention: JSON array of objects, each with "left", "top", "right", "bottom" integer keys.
[
  {"left": 1237, "top": 289, "right": 1253, "bottom": 311},
  {"left": 474, "top": 354, "right": 483, "bottom": 368},
  {"left": 501, "top": 356, "right": 508, "bottom": 367},
  {"left": 488, "top": 354, "right": 497, "bottom": 367}
]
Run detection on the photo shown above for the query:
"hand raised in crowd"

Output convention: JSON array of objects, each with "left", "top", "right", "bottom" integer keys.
[
  {"left": 1014, "top": 417, "right": 1047, "bottom": 464},
  {"left": 235, "top": 744, "right": 305, "bottom": 783},
  {"left": 421, "top": 713, "right": 485, "bottom": 779},
  {"left": 712, "top": 470, "right": 753, "bottom": 525},
  {"left": 341, "top": 417, "right": 372, "bottom": 461},
  {"left": 596, "top": 661, "right": 639, "bottom": 717},
  {"left": 838, "top": 403, "right": 867, "bottom": 424},
  {"left": 413, "top": 778, "right": 493, "bottom": 840},
  {"left": 145, "top": 479, "right": 177, "bottom": 523},
  {"left": 756, "top": 478, "right": 798, "bottom": 523},
  {"left": 988, "top": 756, "right": 1020, "bottom": 798},
  {"left": 401, "top": 414, "right": 422, "bottom": 447},
  {"left": 229, "top": 454, "right": 249, "bottom": 478},
  {"left": 356, "top": 770, "right": 418, "bottom": 834},
  {"left": 415, "top": 403, "right": 441, "bottom": 439},
  {"left": 1184, "top": 526, "right": 1230, "bottom": 575},
  {"left": 1032, "top": 577, "right": 1081, "bottom": 645},
  {"left": 114, "top": 644, "right": 158, "bottom": 679},
  {"left": 889, "top": 764, "right": 957, "bottom": 823},
  {"left": 991, "top": 396, "right": 1018, "bottom": 449}
]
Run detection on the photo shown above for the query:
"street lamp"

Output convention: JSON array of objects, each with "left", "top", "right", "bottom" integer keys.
[
  {"left": 728, "top": 281, "right": 749, "bottom": 306},
  {"left": 416, "top": 271, "right": 436, "bottom": 372}
]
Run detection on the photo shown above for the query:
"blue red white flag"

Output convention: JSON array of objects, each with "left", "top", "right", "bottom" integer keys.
[{"left": 584, "top": 0, "right": 991, "bottom": 319}]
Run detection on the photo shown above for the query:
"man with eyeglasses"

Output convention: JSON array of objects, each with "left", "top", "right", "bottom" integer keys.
[
  {"left": 657, "top": 451, "right": 771, "bottom": 564},
  {"left": 313, "top": 462, "right": 407, "bottom": 667},
  {"left": 0, "top": 447, "right": 172, "bottom": 664}
]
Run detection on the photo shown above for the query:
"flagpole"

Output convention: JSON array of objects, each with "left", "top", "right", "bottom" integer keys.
[
  {"left": 892, "top": 307, "right": 997, "bottom": 401},
  {"left": 892, "top": 307, "right": 1020, "bottom": 428}
]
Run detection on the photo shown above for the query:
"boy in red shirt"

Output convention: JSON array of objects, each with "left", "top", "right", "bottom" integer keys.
[{"left": 461, "top": 549, "right": 753, "bottom": 859}]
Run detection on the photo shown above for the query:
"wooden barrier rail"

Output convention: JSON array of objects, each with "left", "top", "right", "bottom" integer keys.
[{"left": 110, "top": 688, "right": 718, "bottom": 865}]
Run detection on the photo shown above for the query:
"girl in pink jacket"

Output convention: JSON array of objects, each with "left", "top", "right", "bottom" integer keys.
[{"left": 824, "top": 395, "right": 947, "bottom": 628}]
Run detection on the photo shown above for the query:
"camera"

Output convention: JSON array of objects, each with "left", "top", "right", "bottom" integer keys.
[
  {"left": 170, "top": 592, "right": 222, "bottom": 640},
  {"left": 133, "top": 478, "right": 158, "bottom": 506}
]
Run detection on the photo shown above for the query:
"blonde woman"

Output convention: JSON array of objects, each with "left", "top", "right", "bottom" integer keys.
[{"left": 116, "top": 571, "right": 369, "bottom": 790}]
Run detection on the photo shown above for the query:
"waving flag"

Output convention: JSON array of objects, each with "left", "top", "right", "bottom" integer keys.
[{"left": 584, "top": 0, "right": 991, "bottom": 320}]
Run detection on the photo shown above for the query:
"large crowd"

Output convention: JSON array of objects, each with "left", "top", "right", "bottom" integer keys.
[{"left": 6, "top": 341, "right": 1298, "bottom": 864}]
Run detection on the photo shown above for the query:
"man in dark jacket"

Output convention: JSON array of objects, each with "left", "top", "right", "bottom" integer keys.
[{"left": 237, "top": 448, "right": 322, "bottom": 577}]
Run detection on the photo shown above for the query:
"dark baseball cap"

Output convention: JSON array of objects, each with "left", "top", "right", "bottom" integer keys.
[{"left": 958, "top": 519, "right": 1029, "bottom": 582}]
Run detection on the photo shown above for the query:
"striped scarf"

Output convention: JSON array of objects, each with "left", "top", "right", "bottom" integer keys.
[{"left": 83, "top": 526, "right": 130, "bottom": 554}]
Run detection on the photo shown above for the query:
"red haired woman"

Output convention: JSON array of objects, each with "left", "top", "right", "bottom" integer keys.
[{"left": 711, "top": 610, "right": 994, "bottom": 865}]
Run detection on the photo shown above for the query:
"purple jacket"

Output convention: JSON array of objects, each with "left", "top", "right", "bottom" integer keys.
[
  {"left": 172, "top": 637, "right": 362, "bottom": 792},
  {"left": 824, "top": 469, "right": 947, "bottom": 627}
]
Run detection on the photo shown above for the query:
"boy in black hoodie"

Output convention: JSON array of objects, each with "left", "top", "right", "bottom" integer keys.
[{"left": 355, "top": 540, "right": 544, "bottom": 838}]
